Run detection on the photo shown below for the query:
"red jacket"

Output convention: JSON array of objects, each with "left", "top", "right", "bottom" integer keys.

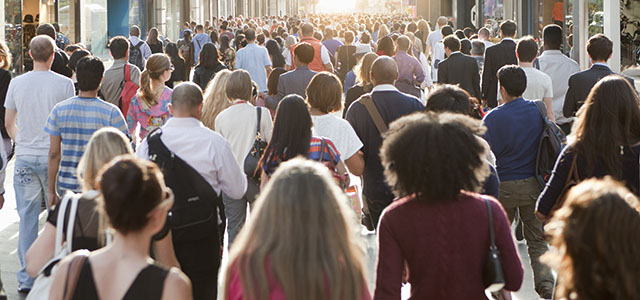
[{"left": 292, "top": 37, "right": 326, "bottom": 72}]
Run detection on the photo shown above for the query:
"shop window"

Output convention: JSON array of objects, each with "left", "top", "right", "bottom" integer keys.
[
  {"left": 3, "top": 0, "right": 23, "bottom": 74},
  {"left": 621, "top": 0, "right": 640, "bottom": 69},
  {"left": 82, "top": 0, "right": 108, "bottom": 59}
]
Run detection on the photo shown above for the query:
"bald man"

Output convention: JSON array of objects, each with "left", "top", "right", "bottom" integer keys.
[{"left": 346, "top": 57, "right": 424, "bottom": 228}]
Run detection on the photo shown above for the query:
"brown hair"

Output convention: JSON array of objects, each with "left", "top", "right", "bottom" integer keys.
[
  {"left": 542, "top": 177, "right": 640, "bottom": 300},
  {"left": 138, "top": 53, "right": 172, "bottom": 106},
  {"left": 587, "top": 34, "right": 613, "bottom": 61},
  {"left": 29, "top": 36, "right": 55, "bottom": 62},
  {"left": 0, "top": 40, "right": 11, "bottom": 70},
  {"left": 306, "top": 72, "right": 343, "bottom": 114},
  {"left": 355, "top": 52, "right": 378, "bottom": 86},
  {"left": 97, "top": 155, "right": 165, "bottom": 235},
  {"left": 225, "top": 69, "right": 253, "bottom": 101}
]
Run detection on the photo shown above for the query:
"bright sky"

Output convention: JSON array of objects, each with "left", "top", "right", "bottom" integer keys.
[{"left": 316, "top": 0, "right": 356, "bottom": 13}]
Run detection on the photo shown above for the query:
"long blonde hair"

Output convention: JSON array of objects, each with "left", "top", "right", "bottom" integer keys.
[
  {"left": 355, "top": 52, "right": 378, "bottom": 86},
  {"left": 417, "top": 20, "right": 430, "bottom": 36},
  {"left": 378, "top": 24, "right": 390, "bottom": 39},
  {"left": 223, "top": 158, "right": 367, "bottom": 300},
  {"left": 0, "top": 40, "right": 11, "bottom": 70},
  {"left": 138, "top": 53, "right": 171, "bottom": 107},
  {"left": 77, "top": 127, "right": 134, "bottom": 191},
  {"left": 201, "top": 69, "right": 232, "bottom": 130}
]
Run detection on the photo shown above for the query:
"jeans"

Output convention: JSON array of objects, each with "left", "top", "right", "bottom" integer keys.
[
  {"left": 222, "top": 177, "right": 259, "bottom": 246},
  {"left": 14, "top": 155, "right": 49, "bottom": 289},
  {"left": 498, "top": 177, "right": 554, "bottom": 294}
]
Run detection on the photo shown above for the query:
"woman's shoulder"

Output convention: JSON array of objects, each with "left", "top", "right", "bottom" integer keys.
[{"left": 162, "top": 267, "right": 191, "bottom": 297}]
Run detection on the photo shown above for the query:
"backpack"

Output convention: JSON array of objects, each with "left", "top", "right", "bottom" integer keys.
[
  {"left": 534, "top": 100, "right": 566, "bottom": 188},
  {"left": 129, "top": 41, "right": 145, "bottom": 70},
  {"left": 118, "top": 64, "right": 139, "bottom": 116},
  {"left": 147, "top": 129, "right": 224, "bottom": 244}
]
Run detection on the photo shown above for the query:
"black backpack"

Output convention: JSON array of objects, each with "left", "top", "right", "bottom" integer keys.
[
  {"left": 147, "top": 129, "right": 225, "bottom": 244},
  {"left": 534, "top": 100, "right": 566, "bottom": 189},
  {"left": 129, "top": 41, "right": 145, "bottom": 71}
]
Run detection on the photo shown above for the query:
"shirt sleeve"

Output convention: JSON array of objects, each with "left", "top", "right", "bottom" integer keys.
[
  {"left": 213, "top": 136, "right": 247, "bottom": 199},
  {"left": 65, "top": 80, "right": 75, "bottom": 99},
  {"left": 4, "top": 81, "right": 15, "bottom": 109},
  {"left": 260, "top": 108, "right": 274, "bottom": 143},
  {"left": 341, "top": 122, "right": 363, "bottom": 160},
  {"left": 536, "top": 146, "right": 573, "bottom": 216},
  {"left": 234, "top": 51, "right": 242, "bottom": 69},
  {"left": 135, "top": 138, "right": 149, "bottom": 159},
  {"left": 110, "top": 108, "right": 128, "bottom": 134},
  {"left": 320, "top": 45, "right": 331, "bottom": 64},
  {"left": 544, "top": 75, "right": 553, "bottom": 99},
  {"left": 44, "top": 107, "right": 61, "bottom": 136}
]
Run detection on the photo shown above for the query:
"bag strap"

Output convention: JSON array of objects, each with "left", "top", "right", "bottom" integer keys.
[
  {"left": 319, "top": 138, "right": 327, "bottom": 163},
  {"left": 133, "top": 41, "right": 144, "bottom": 49},
  {"left": 147, "top": 129, "right": 174, "bottom": 165},
  {"left": 62, "top": 250, "right": 89, "bottom": 300},
  {"left": 484, "top": 198, "right": 497, "bottom": 250},
  {"left": 64, "top": 195, "right": 80, "bottom": 254},
  {"left": 255, "top": 107, "right": 262, "bottom": 139},
  {"left": 359, "top": 94, "right": 388, "bottom": 134},
  {"left": 534, "top": 100, "right": 549, "bottom": 122},
  {"left": 54, "top": 194, "right": 71, "bottom": 256}
]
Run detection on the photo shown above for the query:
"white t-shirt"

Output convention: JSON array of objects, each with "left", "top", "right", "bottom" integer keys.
[
  {"left": 431, "top": 42, "right": 445, "bottom": 82},
  {"left": 215, "top": 102, "right": 273, "bottom": 170},
  {"left": 522, "top": 67, "right": 553, "bottom": 101},
  {"left": 311, "top": 114, "right": 362, "bottom": 160},
  {"left": 426, "top": 30, "right": 443, "bottom": 55},
  {"left": 4, "top": 70, "right": 75, "bottom": 156}
]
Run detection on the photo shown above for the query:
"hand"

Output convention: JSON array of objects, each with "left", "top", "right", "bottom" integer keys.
[
  {"left": 48, "top": 191, "right": 60, "bottom": 208},
  {"left": 0, "top": 194, "right": 4, "bottom": 210},
  {"left": 535, "top": 211, "right": 547, "bottom": 223}
]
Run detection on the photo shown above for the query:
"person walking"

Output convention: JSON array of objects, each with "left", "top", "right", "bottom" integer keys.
[
  {"left": 178, "top": 30, "right": 195, "bottom": 77},
  {"left": 193, "top": 43, "right": 226, "bottom": 90},
  {"left": 235, "top": 29, "right": 272, "bottom": 93},
  {"left": 165, "top": 42, "right": 187, "bottom": 88},
  {"left": 265, "top": 40, "right": 285, "bottom": 69},
  {"left": 101, "top": 36, "right": 142, "bottom": 107},
  {"left": 289, "top": 24, "right": 333, "bottom": 73},
  {"left": 147, "top": 27, "right": 164, "bottom": 54},
  {"left": 482, "top": 20, "right": 518, "bottom": 108},
  {"left": 437, "top": 35, "right": 481, "bottom": 99},
  {"left": 192, "top": 25, "right": 212, "bottom": 66},
  {"left": 129, "top": 25, "right": 152, "bottom": 71},
  {"left": 267, "top": 43, "right": 316, "bottom": 109},
  {"left": 219, "top": 35, "right": 236, "bottom": 70},
  {"left": 516, "top": 36, "right": 554, "bottom": 121},
  {"left": 335, "top": 31, "right": 356, "bottom": 82},
  {"left": 36, "top": 23, "right": 73, "bottom": 78},
  {"left": 345, "top": 52, "right": 378, "bottom": 117},
  {"left": 4, "top": 35, "right": 75, "bottom": 294},
  {"left": 201, "top": 70, "right": 232, "bottom": 130},
  {"left": 393, "top": 36, "right": 425, "bottom": 99}
]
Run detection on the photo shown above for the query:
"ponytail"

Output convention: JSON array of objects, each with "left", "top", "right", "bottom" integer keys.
[{"left": 137, "top": 53, "right": 171, "bottom": 107}]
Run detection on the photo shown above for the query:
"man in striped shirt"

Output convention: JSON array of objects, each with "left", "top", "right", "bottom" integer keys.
[{"left": 45, "top": 56, "right": 128, "bottom": 201}]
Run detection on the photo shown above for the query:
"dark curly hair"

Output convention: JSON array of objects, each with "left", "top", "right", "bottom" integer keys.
[
  {"left": 380, "top": 112, "right": 490, "bottom": 201},
  {"left": 542, "top": 177, "right": 640, "bottom": 300}
]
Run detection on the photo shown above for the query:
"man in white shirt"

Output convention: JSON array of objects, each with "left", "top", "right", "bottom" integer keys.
[
  {"left": 4, "top": 35, "right": 75, "bottom": 293},
  {"left": 478, "top": 27, "right": 494, "bottom": 53},
  {"left": 431, "top": 25, "right": 453, "bottom": 83},
  {"left": 137, "top": 82, "right": 246, "bottom": 300},
  {"left": 426, "top": 16, "right": 448, "bottom": 58},
  {"left": 537, "top": 25, "right": 580, "bottom": 133},
  {"left": 235, "top": 28, "right": 272, "bottom": 93},
  {"left": 516, "top": 36, "right": 555, "bottom": 121}
]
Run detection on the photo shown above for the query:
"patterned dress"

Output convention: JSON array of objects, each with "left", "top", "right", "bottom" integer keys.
[{"left": 127, "top": 86, "right": 173, "bottom": 140}]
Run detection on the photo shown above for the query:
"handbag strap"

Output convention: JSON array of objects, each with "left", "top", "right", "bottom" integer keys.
[
  {"left": 255, "top": 107, "right": 262, "bottom": 139},
  {"left": 319, "top": 138, "right": 327, "bottom": 163},
  {"left": 359, "top": 94, "right": 388, "bottom": 134},
  {"left": 65, "top": 195, "right": 80, "bottom": 254},
  {"left": 63, "top": 250, "right": 89, "bottom": 300},
  {"left": 484, "top": 198, "right": 497, "bottom": 250}
]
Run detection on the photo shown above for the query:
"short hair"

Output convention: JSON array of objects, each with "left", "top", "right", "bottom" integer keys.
[
  {"left": 516, "top": 36, "right": 538, "bottom": 63},
  {"left": 76, "top": 56, "right": 104, "bottom": 91},
  {"left": 306, "top": 72, "right": 342, "bottom": 113},
  {"left": 29, "top": 35, "right": 55, "bottom": 62},
  {"left": 471, "top": 40, "right": 485, "bottom": 55},
  {"left": 497, "top": 65, "right": 527, "bottom": 97},
  {"left": 407, "top": 22, "right": 417, "bottom": 33},
  {"left": 478, "top": 27, "right": 491, "bottom": 39},
  {"left": 108, "top": 36, "right": 129, "bottom": 59},
  {"left": 500, "top": 20, "right": 517, "bottom": 37},
  {"left": 301, "top": 23, "right": 314, "bottom": 36},
  {"left": 380, "top": 112, "right": 489, "bottom": 202},
  {"left": 64, "top": 44, "right": 82, "bottom": 54},
  {"left": 36, "top": 23, "right": 56, "bottom": 40},
  {"left": 225, "top": 69, "right": 253, "bottom": 101},
  {"left": 460, "top": 39, "right": 472, "bottom": 55},
  {"left": 443, "top": 35, "right": 460, "bottom": 52},
  {"left": 425, "top": 84, "right": 473, "bottom": 115},
  {"left": 454, "top": 30, "right": 465, "bottom": 40},
  {"left": 294, "top": 42, "right": 314, "bottom": 64},
  {"left": 396, "top": 36, "right": 411, "bottom": 51},
  {"left": 441, "top": 25, "right": 454, "bottom": 37},
  {"left": 344, "top": 31, "right": 355, "bottom": 44},
  {"left": 130, "top": 26, "right": 141, "bottom": 37},
  {"left": 68, "top": 49, "right": 91, "bottom": 72},
  {"left": 172, "top": 82, "right": 204, "bottom": 111},
  {"left": 463, "top": 27, "right": 474, "bottom": 38},
  {"left": 245, "top": 28, "right": 256, "bottom": 41},
  {"left": 195, "top": 24, "right": 204, "bottom": 32},
  {"left": 543, "top": 24, "right": 563, "bottom": 50},
  {"left": 587, "top": 34, "right": 613, "bottom": 61},
  {"left": 256, "top": 33, "right": 265, "bottom": 44}
]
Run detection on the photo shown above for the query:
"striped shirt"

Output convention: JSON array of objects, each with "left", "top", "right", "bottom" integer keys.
[
  {"left": 262, "top": 136, "right": 341, "bottom": 176},
  {"left": 45, "top": 97, "right": 128, "bottom": 192}
]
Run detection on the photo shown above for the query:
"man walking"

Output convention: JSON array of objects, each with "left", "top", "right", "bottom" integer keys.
[
  {"left": 483, "top": 65, "right": 555, "bottom": 299},
  {"left": 393, "top": 36, "right": 425, "bottom": 98},
  {"left": 267, "top": 42, "right": 316, "bottom": 110},
  {"left": 36, "top": 23, "right": 72, "bottom": 78},
  {"left": 516, "top": 36, "right": 555, "bottom": 121},
  {"left": 101, "top": 36, "right": 142, "bottom": 107},
  {"left": 4, "top": 35, "right": 75, "bottom": 294},
  {"left": 235, "top": 29, "right": 272, "bottom": 93},
  {"left": 482, "top": 20, "right": 518, "bottom": 108},
  {"left": 437, "top": 35, "right": 481, "bottom": 98},
  {"left": 346, "top": 56, "right": 423, "bottom": 228},
  {"left": 129, "top": 25, "right": 152, "bottom": 70},
  {"left": 193, "top": 24, "right": 212, "bottom": 65},
  {"left": 290, "top": 24, "right": 333, "bottom": 73}
]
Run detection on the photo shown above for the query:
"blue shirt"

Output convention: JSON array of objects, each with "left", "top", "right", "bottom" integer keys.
[
  {"left": 45, "top": 97, "right": 128, "bottom": 192},
  {"left": 483, "top": 98, "right": 543, "bottom": 181},
  {"left": 192, "top": 33, "right": 212, "bottom": 64},
  {"left": 344, "top": 70, "right": 356, "bottom": 94},
  {"left": 235, "top": 43, "right": 272, "bottom": 92}
]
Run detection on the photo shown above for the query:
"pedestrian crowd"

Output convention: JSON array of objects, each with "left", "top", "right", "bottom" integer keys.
[{"left": 0, "top": 12, "right": 639, "bottom": 300}]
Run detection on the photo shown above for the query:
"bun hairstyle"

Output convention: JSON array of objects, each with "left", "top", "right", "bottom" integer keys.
[
  {"left": 139, "top": 53, "right": 172, "bottom": 107},
  {"left": 97, "top": 155, "right": 165, "bottom": 235}
]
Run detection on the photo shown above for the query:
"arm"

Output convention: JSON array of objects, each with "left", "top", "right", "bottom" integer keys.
[
  {"left": 413, "top": 59, "right": 425, "bottom": 84},
  {"left": 536, "top": 147, "right": 573, "bottom": 219},
  {"left": 47, "top": 135, "right": 62, "bottom": 206},
  {"left": 26, "top": 222, "right": 57, "bottom": 277},
  {"left": 153, "top": 231, "right": 181, "bottom": 269},
  {"left": 491, "top": 199, "right": 524, "bottom": 291},
  {"left": 345, "top": 151, "right": 364, "bottom": 176},
  {"left": 215, "top": 139, "right": 247, "bottom": 199},
  {"left": 321, "top": 46, "right": 334, "bottom": 73},
  {"left": 265, "top": 65, "right": 272, "bottom": 78},
  {"left": 543, "top": 97, "right": 555, "bottom": 122},
  {"left": 437, "top": 61, "right": 446, "bottom": 84},
  {"left": 4, "top": 108, "right": 16, "bottom": 139},
  {"left": 562, "top": 77, "right": 576, "bottom": 118},
  {"left": 472, "top": 60, "right": 481, "bottom": 99},
  {"left": 373, "top": 211, "right": 403, "bottom": 300},
  {"left": 336, "top": 160, "right": 350, "bottom": 188}
]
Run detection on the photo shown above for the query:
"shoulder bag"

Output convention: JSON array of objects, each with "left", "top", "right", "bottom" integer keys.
[
  {"left": 359, "top": 94, "right": 388, "bottom": 134},
  {"left": 27, "top": 193, "right": 81, "bottom": 300},
  {"left": 244, "top": 107, "right": 268, "bottom": 181},
  {"left": 483, "top": 197, "right": 506, "bottom": 292},
  {"left": 317, "top": 138, "right": 349, "bottom": 190}
]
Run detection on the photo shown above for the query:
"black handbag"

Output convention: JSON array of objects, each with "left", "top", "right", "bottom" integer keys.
[
  {"left": 243, "top": 107, "right": 267, "bottom": 180},
  {"left": 483, "top": 198, "right": 506, "bottom": 292}
]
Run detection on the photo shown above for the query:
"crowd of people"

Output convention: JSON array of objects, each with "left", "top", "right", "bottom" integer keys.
[{"left": 0, "top": 11, "right": 639, "bottom": 300}]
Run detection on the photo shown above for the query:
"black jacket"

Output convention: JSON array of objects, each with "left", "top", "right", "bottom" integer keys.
[
  {"left": 0, "top": 69, "right": 11, "bottom": 138},
  {"left": 166, "top": 57, "right": 187, "bottom": 88},
  {"left": 563, "top": 64, "right": 636, "bottom": 118},
  {"left": 52, "top": 48, "right": 73, "bottom": 78},
  {"left": 481, "top": 39, "right": 517, "bottom": 108},
  {"left": 437, "top": 52, "right": 481, "bottom": 98},
  {"left": 192, "top": 63, "right": 226, "bottom": 90}
]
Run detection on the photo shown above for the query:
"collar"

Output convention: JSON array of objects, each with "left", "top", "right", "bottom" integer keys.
[
  {"left": 502, "top": 37, "right": 515, "bottom": 42},
  {"left": 112, "top": 59, "right": 128, "bottom": 66},
  {"left": 129, "top": 36, "right": 141, "bottom": 42},
  {"left": 372, "top": 84, "right": 399, "bottom": 93},
  {"left": 592, "top": 62, "right": 609, "bottom": 68},
  {"left": 164, "top": 117, "right": 204, "bottom": 128},
  {"left": 395, "top": 50, "right": 408, "bottom": 56},
  {"left": 294, "top": 65, "right": 310, "bottom": 71},
  {"left": 503, "top": 97, "right": 524, "bottom": 106},
  {"left": 449, "top": 51, "right": 461, "bottom": 56},
  {"left": 541, "top": 50, "right": 563, "bottom": 56}
]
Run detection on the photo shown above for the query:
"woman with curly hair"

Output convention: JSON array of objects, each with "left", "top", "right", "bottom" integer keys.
[{"left": 542, "top": 177, "right": 640, "bottom": 300}]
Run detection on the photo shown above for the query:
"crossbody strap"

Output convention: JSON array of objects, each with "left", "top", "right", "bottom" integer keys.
[
  {"left": 484, "top": 198, "right": 497, "bottom": 249},
  {"left": 255, "top": 107, "right": 262, "bottom": 140},
  {"left": 54, "top": 193, "right": 80, "bottom": 256},
  {"left": 54, "top": 195, "right": 71, "bottom": 256},
  {"left": 360, "top": 94, "right": 388, "bottom": 134},
  {"left": 65, "top": 195, "right": 80, "bottom": 254},
  {"left": 319, "top": 138, "right": 327, "bottom": 163}
]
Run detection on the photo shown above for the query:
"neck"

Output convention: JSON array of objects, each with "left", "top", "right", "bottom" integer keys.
[
  {"left": 150, "top": 79, "right": 164, "bottom": 93},
  {"left": 519, "top": 62, "right": 534, "bottom": 68},
  {"left": 592, "top": 60, "right": 608, "bottom": 65},
  {"left": 503, "top": 95, "right": 519, "bottom": 103},
  {"left": 78, "top": 89, "right": 99, "bottom": 98},
  {"left": 32, "top": 61, "right": 51, "bottom": 72},
  {"left": 309, "top": 107, "right": 327, "bottom": 116},
  {"left": 105, "top": 231, "right": 152, "bottom": 261}
]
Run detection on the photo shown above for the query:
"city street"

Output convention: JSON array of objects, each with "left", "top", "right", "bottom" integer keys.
[{"left": 0, "top": 158, "right": 542, "bottom": 299}]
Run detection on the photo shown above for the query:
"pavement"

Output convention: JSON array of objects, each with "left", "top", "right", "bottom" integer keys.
[{"left": 0, "top": 158, "right": 542, "bottom": 299}]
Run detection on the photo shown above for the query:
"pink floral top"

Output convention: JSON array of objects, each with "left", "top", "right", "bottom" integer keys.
[{"left": 127, "top": 86, "right": 173, "bottom": 139}]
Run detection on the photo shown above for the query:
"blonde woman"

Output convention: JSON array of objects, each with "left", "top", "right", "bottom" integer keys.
[
  {"left": 378, "top": 24, "right": 390, "bottom": 41},
  {"left": 281, "top": 36, "right": 297, "bottom": 70},
  {"left": 416, "top": 20, "right": 430, "bottom": 53},
  {"left": 201, "top": 69, "right": 232, "bottom": 130},
  {"left": 344, "top": 52, "right": 378, "bottom": 117},
  {"left": 127, "top": 53, "right": 174, "bottom": 140},
  {"left": 0, "top": 40, "right": 13, "bottom": 163},
  {"left": 223, "top": 158, "right": 371, "bottom": 300}
]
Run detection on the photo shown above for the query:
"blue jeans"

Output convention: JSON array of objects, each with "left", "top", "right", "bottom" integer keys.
[{"left": 14, "top": 155, "right": 49, "bottom": 289}]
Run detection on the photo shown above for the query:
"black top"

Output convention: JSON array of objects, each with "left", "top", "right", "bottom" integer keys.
[
  {"left": 73, "top": 259, "right": 168, "bottom": 300},
  {"left": 481, "top": 40, "right": 517, "bottom": 108},
  {"left": 47, "top": 195, "right": 102, "bottom": 251},
  {"left": 537, "top": 145, "right": 640, "bottom": 215},
  {"left": 344, "top": 83, "right": 372, "bottom": 118},
  {"left": 335, "top": 45, "right": 357, "bottom": 76},
  {"left": 166, "top": 57, "right": 187, "bottom": 88},
  {"left": 192, "top": 63, "right": 226, "bottom": 90},
  {"left": 149, "top": 42, "right": 163, "bottom": 54},
  {"left": 0, "top": 69, "right": 11, "bottom": 138},
  {"left": 437, "top": 52, "right": 481, "bottom": 98},
  {"left": 52, "top": 48, "right": 73, "bottom": 78}
]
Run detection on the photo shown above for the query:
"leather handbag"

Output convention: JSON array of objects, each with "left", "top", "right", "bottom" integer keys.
[
  {"left": 27, "top": 193, "right": 81, "bottom": 300},
  {"left": 483, "top": 198, "right": 506, "bottom": 292},
  {"left": 243, "top": 107, "right": 268, "bottom": 181}
]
